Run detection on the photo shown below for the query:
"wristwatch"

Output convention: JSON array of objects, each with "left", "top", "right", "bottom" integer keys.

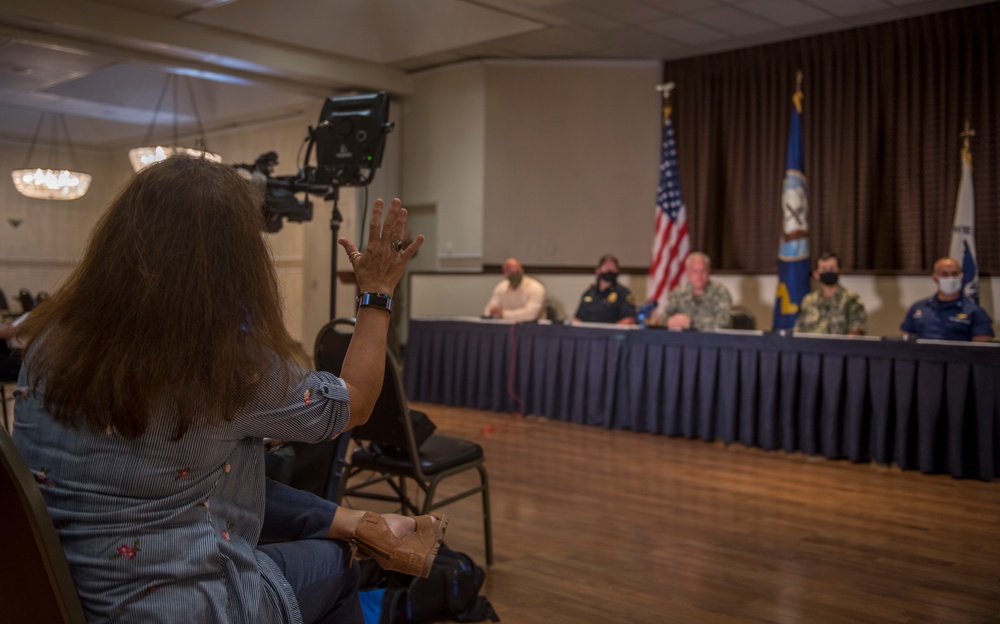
[{"left": 357, "top": 292, "right": 393, "bottom": 312}]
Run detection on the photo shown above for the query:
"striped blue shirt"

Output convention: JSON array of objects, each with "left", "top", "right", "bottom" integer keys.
[{"left": 12, "top": 356, "right": 350, "bottom": 623}]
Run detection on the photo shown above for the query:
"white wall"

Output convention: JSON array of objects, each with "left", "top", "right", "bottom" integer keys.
[
  {"left": 483, "top": 60, "right": 662, "bottom": 267},
  {"left": 401, "top": 62, "right": 486, "bottom": 271},
  {"left": 409, "top": 271, "right": 1000, "bottom": 338}
]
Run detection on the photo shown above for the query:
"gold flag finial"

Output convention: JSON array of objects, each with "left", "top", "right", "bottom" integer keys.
[
  {"left": 960, "top": 119, "right": 976, "bottom": 155},
  {"left": 655, "top": 81, "right": 675, "bottom": 124}
]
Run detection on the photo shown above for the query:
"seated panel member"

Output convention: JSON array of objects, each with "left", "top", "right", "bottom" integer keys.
[
  {"left": 573, "top": 254, "right": 637, "bottom": 325},
  {"left": 794, "top": 251, "right": 867, "bottom": 335},
  {"left": 484, "top": 257, "right": 546, "bottom": 321},
  {"left": 659, "top": 252, "right": 732, "bottom": 330},
  {"left": 901, "top": 256, "right": 994, "bottom": 342}
]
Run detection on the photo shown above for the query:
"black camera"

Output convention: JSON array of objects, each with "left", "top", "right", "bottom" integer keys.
[{"left": 235, "top": 92, "right": 393, "bottom": 232}]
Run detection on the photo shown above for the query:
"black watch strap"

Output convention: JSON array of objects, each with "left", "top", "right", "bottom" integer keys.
[{"left": 357, "top": 292, "right": 393, "bottom": 312}]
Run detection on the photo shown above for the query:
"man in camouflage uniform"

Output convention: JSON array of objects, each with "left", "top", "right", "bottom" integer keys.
[
  {"left": 658, "top": 252, "right": 732, "bottom": 330},
  {"left": 794, "top": 251, "right": 867, "bottom": 335}
]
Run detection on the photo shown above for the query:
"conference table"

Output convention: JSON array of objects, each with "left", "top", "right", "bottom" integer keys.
[{"left": 403, "top": 318, "right": 1000, "bottom": 481}]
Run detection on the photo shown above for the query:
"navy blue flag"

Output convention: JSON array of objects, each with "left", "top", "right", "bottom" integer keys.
[{"left": 772, "top": 77, "right": 810, "bottom": 330}]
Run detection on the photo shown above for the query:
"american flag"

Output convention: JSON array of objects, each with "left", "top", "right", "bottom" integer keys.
[{"left": 647, "top": 102, "right": 689, "bottom": 310}]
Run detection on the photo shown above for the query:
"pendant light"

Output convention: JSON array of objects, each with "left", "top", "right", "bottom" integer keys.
[
  {"left": 128, "top": 74, "right": 221, "bottom": 172},
  {"left": 11, "top": 113, "right": 92, "bottom": 200}
]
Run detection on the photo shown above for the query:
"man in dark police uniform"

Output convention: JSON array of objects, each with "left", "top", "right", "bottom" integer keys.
[
  {"left": 572, "top": 254, "right": 637, "bottom": 325},
  {"left": 901, "top": 256, "right": 994, "bottom": 342}
]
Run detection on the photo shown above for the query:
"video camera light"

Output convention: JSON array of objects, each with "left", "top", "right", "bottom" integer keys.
[{"left": 311, "top": 92, "right": 393, "bottom": 187}]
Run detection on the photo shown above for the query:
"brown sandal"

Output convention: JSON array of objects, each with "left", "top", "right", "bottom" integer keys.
[{"left": 352, "top": 512, "right": 449, "bottom": 578}]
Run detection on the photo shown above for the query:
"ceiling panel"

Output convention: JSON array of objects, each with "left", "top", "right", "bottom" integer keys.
[
  {"left": 738, "top": 0, "right": 835, "bottom": 27},
  {"left": 0, "top": 0, "right": 992, "bottom": 151},
  {"left": 642, "top": 16, "right": 730, "bottom": 45},
  {"left": 689, "top": 6, "right": 783, "bottom": 36}
]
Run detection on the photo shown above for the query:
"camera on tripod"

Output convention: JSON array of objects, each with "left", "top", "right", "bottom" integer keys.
[{"left": 235, "top": 92, "right": 393, "bottom": 233}]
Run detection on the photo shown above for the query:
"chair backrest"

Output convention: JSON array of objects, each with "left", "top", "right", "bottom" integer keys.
[
  {"left": 0, "top": 286, "right": 9, "bottom": 313},
  {"left": 0, "top": 427, "right": 87, "bottom": 623},
  {"left": 351, "top": 349, "right": 415, "bottom": 452},
  {"left": 314, "top": 317, "right": 358, "bottom": 376},
  {"left": 18, "top": 288, "right": 34, "bottom": 313},
  {"left": 731, "top": 305, "right": 756, "bottom": 330}
]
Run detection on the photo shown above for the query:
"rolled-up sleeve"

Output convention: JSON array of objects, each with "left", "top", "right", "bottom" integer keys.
[{"left": 236, "top": 360, "right": 351, "bottom": 443}]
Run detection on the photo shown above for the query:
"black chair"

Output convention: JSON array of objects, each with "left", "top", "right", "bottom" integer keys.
[
  {"left": 1, "top": 341, "right": 19, "bottom": 432},
  {"left": 731, "top": 305, "right": 756, "bottom": 330},
  {"left": 0, "top": 425, "right": 87, "bottom": 623},
  {"left": 337, "top": 324, "right": 494, "bottom": 566},
  {"left": 18, "top": 288, "right": 34, "bottom": 313}
]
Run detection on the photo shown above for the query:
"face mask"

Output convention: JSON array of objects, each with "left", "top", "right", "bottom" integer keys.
[
  {"left": 937, "top": 276, "right": 962, "bottom": 297},
  {"left": 508, "top": 272, "right": 524, "bottom": 288},
  {"left": 598, "top": 271, "right": 618, "bottom": 284},
  {"left": 818, "top": 271, "right": 839, "bottom": 286}
]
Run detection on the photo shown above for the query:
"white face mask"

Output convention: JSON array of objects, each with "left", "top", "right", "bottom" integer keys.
[{"left": 937, "top": 276, "right": 962, "bottom": 297}]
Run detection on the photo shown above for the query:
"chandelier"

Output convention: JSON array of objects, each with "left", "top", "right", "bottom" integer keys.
[
  {"left": 11, "top": 113, "right": 92, "bottom": 201},
  {"left": 128, "top": 74, "right": 221, "bottom": 172}
]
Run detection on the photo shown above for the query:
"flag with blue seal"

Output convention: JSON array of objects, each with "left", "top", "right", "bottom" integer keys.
[{"left": 772, "top": 74, "right": 810, "bottom": 330}]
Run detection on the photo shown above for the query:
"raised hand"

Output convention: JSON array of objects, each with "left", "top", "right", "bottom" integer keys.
[{"left": 338, "top": 198, "right": 425, "bottom": 294}]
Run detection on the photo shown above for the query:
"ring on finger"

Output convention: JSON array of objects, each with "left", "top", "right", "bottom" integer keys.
[
  {"left": 348, "top": 251, "right": 362, "bottom": 262},
  {"left": 391, "top": 239, "right": 405, "bottom": 252}
]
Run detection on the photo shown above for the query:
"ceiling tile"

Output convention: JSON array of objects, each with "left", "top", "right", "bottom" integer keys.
[
  {"left": 642, "top": 16, "right": 730, "bottom": 45},
  {"left": 736, "top": 0, "right": 834, "bottom": 27},
  {"left": 605, "top": 27, "right": 687, "bottom": 56},
  {"left": 392, "top": 51, "right": 470, "bottom": 72},
  {"left": 186, "top": 0, "right": 544, "bottom": 64},
  {"left": 502, "top": 0, "right": 568, "bottom": 7},
  {"left": 802, "top": 0, "right": 892, "bottom": 18},
  {"left": 839, "top": 6, "right": 906, "bottom": 26},
  {"left": 689, "top": 5, "right": 782, "bottom": 36},
  {"left": 539, "top": 3, "right": 626, "bottom": 31},
  {"left": 489, "top": 30, "right": 580, "bottom": 57},
  {"left": 637, "top": 0, "right": 726, "bottom": 14},
  {"left": 0, "top": 41, "right": 115, "bottom": 92},
  {"left": 571, "top": 0, "right": 670, "bottom": 23}
]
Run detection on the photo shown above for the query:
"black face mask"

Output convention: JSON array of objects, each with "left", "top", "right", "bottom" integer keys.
[
  {"left": 598, "top": 271, "right": 618, "bottom": 284},
  {"left": 508, "top": 272, "right": 524, "bottom": 287},
  {"left": 818, "top": 271, "right": 839, "bottom": 286}
]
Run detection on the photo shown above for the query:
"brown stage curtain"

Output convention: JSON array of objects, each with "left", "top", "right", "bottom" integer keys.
[{"left": 664, "top": 3, "right": 998, "bottom": 274}]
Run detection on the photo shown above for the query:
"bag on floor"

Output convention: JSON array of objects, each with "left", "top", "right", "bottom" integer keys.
[{"left": 359, "top": 542, "right": 499, "bottom": 624}]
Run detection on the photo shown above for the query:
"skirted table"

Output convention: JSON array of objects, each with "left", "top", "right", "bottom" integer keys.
[{"left": 403, "top": 318, "right": 1000, "bottom": 480}]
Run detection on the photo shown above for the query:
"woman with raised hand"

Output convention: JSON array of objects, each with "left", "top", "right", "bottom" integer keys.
[{"left": 12, "top": 155, "right": 442, "bottom": 623}]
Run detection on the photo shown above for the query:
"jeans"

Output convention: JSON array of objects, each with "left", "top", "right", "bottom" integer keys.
[{"left": 259, "top": 479, "right": 364, "bottom": 624}]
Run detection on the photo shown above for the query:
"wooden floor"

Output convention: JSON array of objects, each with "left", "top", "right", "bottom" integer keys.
[{"left": 342, "top": 402, "right": 1000, "bottom": 624}]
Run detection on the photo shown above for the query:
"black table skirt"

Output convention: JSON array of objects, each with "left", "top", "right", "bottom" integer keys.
[{"left": 403, "top": 320, "right": 1000, "bottom": 480}]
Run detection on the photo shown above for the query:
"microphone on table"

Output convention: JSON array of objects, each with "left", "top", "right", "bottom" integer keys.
[{"left": 636, "top": 300, "right": 657, "bottom": 327}]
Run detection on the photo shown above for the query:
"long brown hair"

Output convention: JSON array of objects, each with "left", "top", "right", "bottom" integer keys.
[{"left": 19, "top": 156, "right": 304, "bottom": 438}]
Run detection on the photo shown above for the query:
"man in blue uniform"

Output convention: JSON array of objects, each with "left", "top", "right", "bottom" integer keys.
[
  {"left": 901, "top": 257, "right": 994, "bottom": 342},
  {"left": 572, "top": 254, "right": 637, "bottom": 325}
]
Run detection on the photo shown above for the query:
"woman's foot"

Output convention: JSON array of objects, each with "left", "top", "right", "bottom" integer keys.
[{"left": 352, "top": 511, "right": 448, "bottom": 578}]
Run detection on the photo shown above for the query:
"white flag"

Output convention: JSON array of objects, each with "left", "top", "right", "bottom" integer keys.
[{"left": 948, "top": 143, "right": 978, "bottom": 303}]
